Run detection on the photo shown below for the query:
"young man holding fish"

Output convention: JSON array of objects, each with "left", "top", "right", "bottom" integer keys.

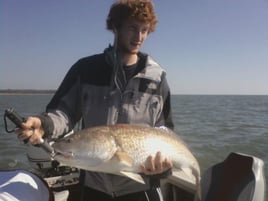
[{"left": 16, "top": 0, "right": 174, "bottom": 200}]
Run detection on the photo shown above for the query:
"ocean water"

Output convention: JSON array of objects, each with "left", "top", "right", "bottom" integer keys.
[{"left": 0, "top": 94, "right": 267, "bottom": 197}]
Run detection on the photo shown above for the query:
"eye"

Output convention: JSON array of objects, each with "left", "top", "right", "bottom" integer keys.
[
  {"left": 128, "top": 25, "right": 137, "bottom": 32},
  {"left": 141, "top": 28, "right": 148, "bottom": 34},
  {"left": 64, "top": 138, "right": 73, "bottom": 143}
]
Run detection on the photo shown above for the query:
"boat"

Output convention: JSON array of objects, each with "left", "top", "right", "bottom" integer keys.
[
  {"left": 1, "top": 110, "right": 266, "bottom": 200},
  {"left": 0, "top": 145, "right": 266, "bottom": 201},
  {"left": 1, "top": 144, "right": 264, "bottom": 201}
]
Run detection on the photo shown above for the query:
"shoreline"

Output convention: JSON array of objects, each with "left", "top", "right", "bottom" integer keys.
[
  {"left": 0, "top": 93, "right": 54, "bottom": 95},
  {"left": 0, "top": 90, "right": 56, "bottom": 95}
]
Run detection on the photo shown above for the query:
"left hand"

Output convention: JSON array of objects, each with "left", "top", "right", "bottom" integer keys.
[
  {"left": 15, "top": 117, "right": 44, "bottom": 145},
  {"left": 140, "top": 151, "right": 173, "bottom": 175}
]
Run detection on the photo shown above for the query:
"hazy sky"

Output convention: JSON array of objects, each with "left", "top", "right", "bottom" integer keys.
[{"left": 1, "top": 0, "right": 268, "bottom": 95}]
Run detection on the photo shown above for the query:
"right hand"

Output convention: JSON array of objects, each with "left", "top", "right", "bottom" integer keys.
[
  {"left": 140, "top": 151, "right": 173, "bottom": 176},
  {"left": 15, "top": 117, "right": 45, "bottom": 145}
]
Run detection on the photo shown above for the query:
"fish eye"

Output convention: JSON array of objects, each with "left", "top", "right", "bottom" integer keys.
[{"left": 64, "top": 138, "right": 73, "bottom": 143}]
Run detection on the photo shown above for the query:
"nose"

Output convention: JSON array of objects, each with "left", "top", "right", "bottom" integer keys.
[{"left": 134, "top": 29, "right": 146, "bottom": 41}]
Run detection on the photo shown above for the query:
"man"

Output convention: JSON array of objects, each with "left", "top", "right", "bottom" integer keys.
[{"left": 17, "top": 0, "right": 174, "bottom": 200}]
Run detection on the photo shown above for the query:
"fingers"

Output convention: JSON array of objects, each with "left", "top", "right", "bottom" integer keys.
[
  {"left": 141, "top": 151, "right": 173, "bottom": 175},
  {"left": 17, "top": 128, "right": 32, "bottom": 141},
  {"left": 155, "top": 151, "right": 164, "bottom": 171},
  {"left": 22, "top": 117, "right": 41, "bottom": 130},
  {"left": 16, "top": 128, "right": 41, "bottom": 144},
  {"left": 163, "top": 157, "right": 173, "bottom": 170},
  {"left": 16, "top": 117, "right": 44, "bottom": 145},
  {"left": 141, "top": 155, "right": 155, "bottom": 174}
]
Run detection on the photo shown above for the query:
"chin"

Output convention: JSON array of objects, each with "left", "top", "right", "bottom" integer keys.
[
  {"left": 130, "top": 50, "right": 139, "bottom": 54},
  {"left": 122, "top": 49, "right": 139, "bottom": 55},
  {"left": 119, "top": 45, "right": 140, "bottom": 55},
  {"left": 129, "top": 47, "right": 140, "bottom": 54}
]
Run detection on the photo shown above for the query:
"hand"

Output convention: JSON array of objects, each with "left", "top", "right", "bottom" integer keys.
[
  {"left": 15, "top": 117, "right": 44, "bottom": 145},
  {"left": 140, "top": 151, "right": 173, "bottom": 175}
]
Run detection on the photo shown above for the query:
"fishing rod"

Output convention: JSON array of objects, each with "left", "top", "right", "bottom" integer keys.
[{"left": 4, "top": 108, "right": 55, "bottom": 156}]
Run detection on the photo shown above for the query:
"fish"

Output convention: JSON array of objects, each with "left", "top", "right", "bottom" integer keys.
[{"left": 52, "top": 124, "right": 201, "bottom": 196}]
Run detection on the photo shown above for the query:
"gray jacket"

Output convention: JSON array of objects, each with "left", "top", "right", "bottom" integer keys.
[{"left": 41, "top": 47, "right": 174, "bottom": 196}]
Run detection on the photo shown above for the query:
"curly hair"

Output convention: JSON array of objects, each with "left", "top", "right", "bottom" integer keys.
[{"left": 106, "top": 0, "right": 158, "bottom": 33}]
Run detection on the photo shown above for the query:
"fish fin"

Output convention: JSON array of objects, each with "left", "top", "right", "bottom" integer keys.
[
  {"left": 181, "top": 167, "right": 194, "bottom": 179},
  {"left": 120, "top": 171, "right": 145, "bottom": 184},
  {"left": 114, "top": 151, "right": 134, "bottom": 167},
  {"left": 181, "top": 167, "right": 201, "bottom": 200}
]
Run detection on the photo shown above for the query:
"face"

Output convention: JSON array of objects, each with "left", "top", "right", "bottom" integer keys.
[{"left": 116, "top": 19, "right": 150, "bottom": 55}]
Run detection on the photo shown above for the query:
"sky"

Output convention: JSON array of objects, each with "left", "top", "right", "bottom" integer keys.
[{"left": 1, "top": 0, "right": 268, "bottom": 95}]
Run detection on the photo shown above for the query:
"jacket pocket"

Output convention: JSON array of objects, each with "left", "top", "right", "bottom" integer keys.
[{"left": 120, "top": 91, "right": 163, "bottom": 126}]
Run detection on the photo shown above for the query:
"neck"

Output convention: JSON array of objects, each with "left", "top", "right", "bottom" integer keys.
[{"left": 121, "top": 53, "right": 138, "bottom": 66}]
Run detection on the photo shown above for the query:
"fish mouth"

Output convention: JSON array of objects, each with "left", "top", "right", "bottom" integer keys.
[{"left": 53, "top": 149, "right": 75, "bottom": 159}]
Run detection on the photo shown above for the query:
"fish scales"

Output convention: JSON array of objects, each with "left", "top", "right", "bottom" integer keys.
[{"left": 108, "top": 124, "right": 197, "bottom": 169}]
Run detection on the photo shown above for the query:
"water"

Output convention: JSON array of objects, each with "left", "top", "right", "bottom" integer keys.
[
  {"left": 0, "top": 94, "right": 53, "bottom": 170},
  {"left": 0, "top": 94, "right": 267, "bottom": 197}
]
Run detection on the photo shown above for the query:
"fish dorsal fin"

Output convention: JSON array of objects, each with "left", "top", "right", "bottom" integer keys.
[
  {"left": 120, "top": 171, "right": 145, "bottom": 184},
  {"left": 114, "top": 151, "right": 134, "bottom": 167}
]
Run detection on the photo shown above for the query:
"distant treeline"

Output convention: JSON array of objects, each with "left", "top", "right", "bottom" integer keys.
[{"left": 0, "top": 89, "right": 56, "bottom": 94}]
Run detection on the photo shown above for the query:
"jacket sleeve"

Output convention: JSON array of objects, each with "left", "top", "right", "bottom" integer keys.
[
  {"left": 156, "top": 73, "right": 174, "bottom": 130},
  {"left": 41, "top": 60, "right": 83, "bottom": 138}
]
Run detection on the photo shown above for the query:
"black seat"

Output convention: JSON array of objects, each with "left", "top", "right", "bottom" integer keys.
[{"left": 199, "top": 152, "right": 265, "bottom": 201}]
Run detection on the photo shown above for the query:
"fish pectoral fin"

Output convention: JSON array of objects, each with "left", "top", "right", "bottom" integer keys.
[
  {"left": 114, "top": 151, "right": 134, "bottom": 167},
  {"left": 120, "top": 171, "right": 145, "bottom": 184},
  {"left": 181, "top": 167, "right": 195, "bottom": 180}
]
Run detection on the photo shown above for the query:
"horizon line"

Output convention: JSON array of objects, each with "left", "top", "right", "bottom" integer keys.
[{"left": 0, "top": 89, "right": 267, "bottom": 96}]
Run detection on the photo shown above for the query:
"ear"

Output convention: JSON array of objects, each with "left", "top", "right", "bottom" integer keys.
[
  {"left": 113, "top": 28, "right": 118, "bottom": 36},
  {"left": 113, "top": 28, "right": 118, "bottom": 47}
]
